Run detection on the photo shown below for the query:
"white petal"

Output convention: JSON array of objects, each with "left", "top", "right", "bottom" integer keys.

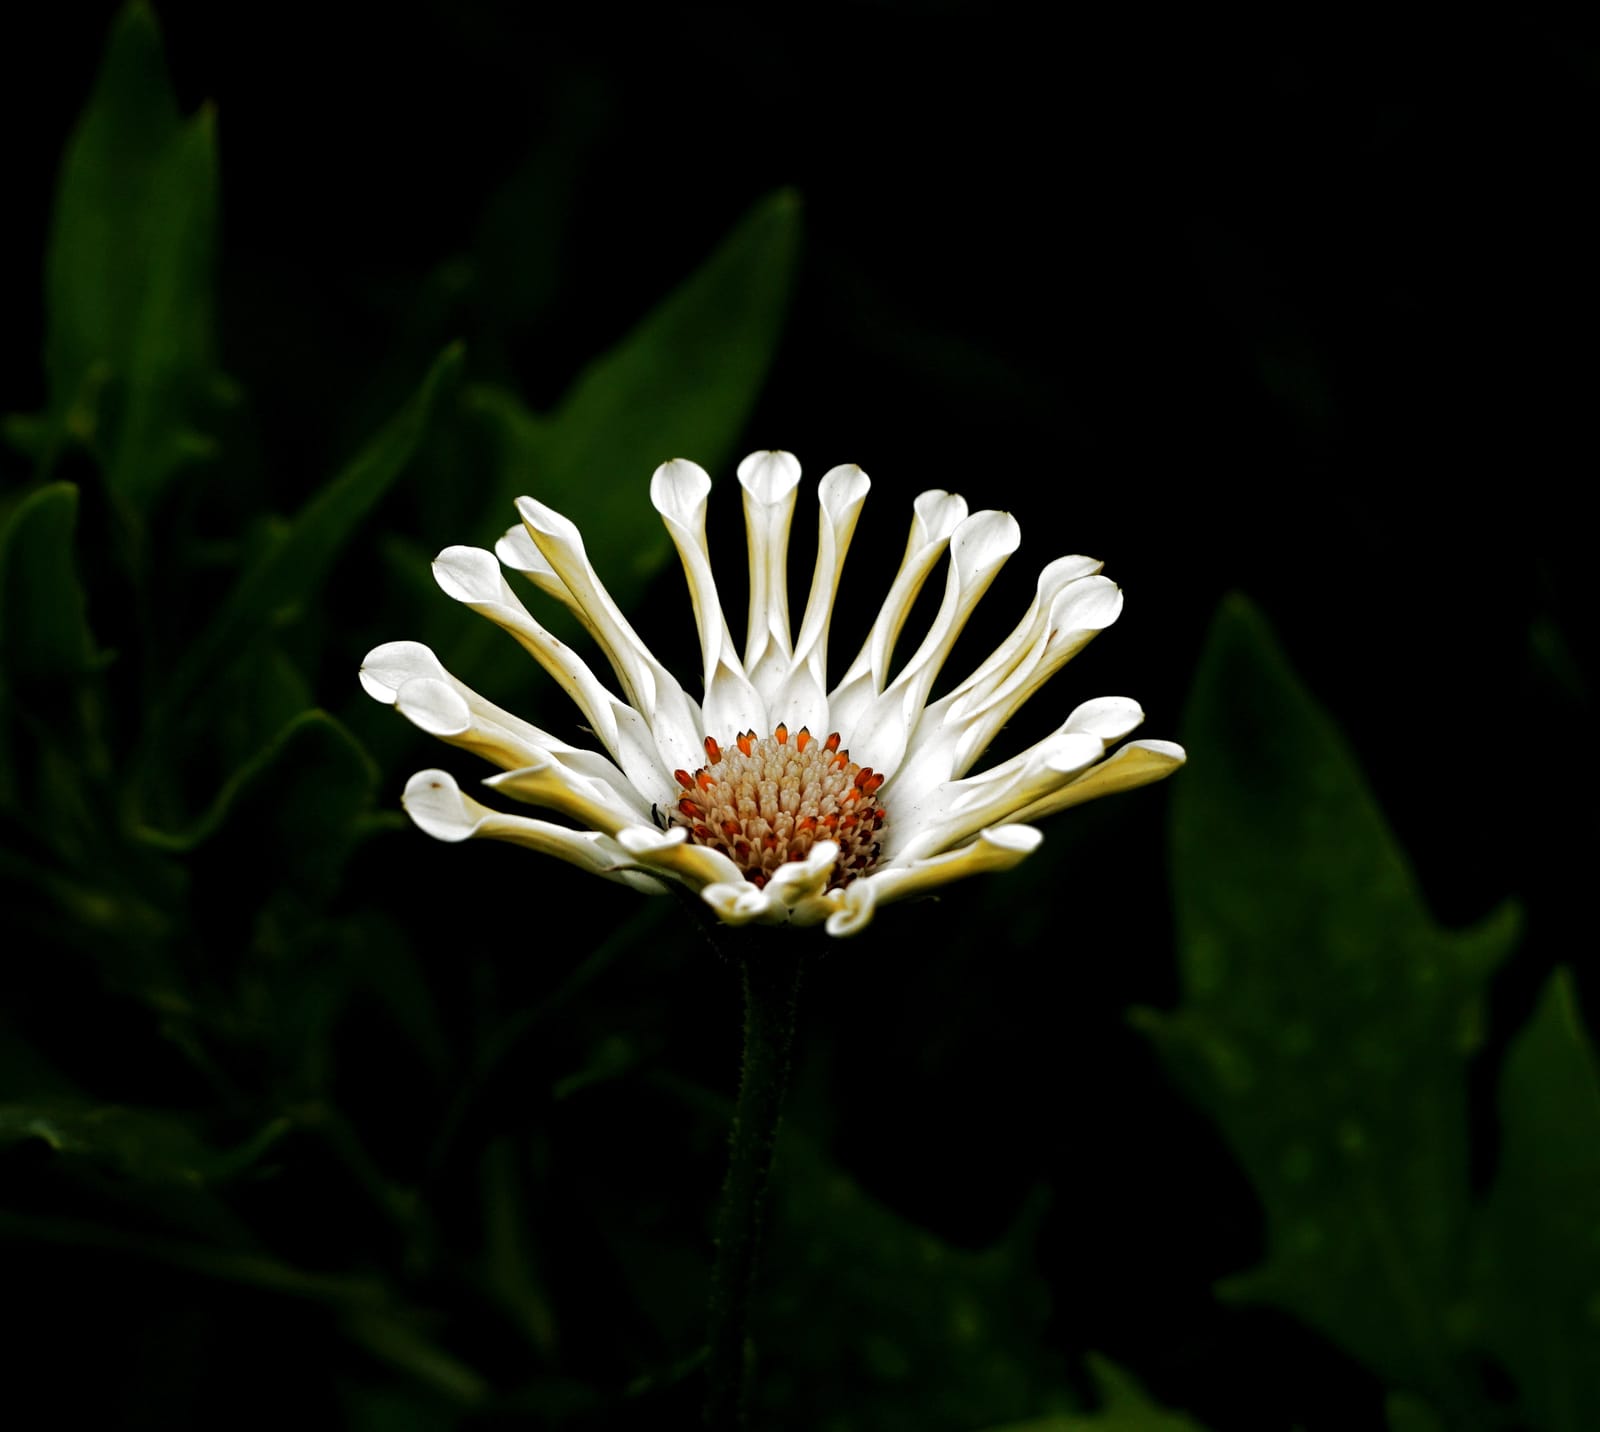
[
  {"left": 359, "top": 639, "right": 449, "bottom": 704},
  {"left": 738, "top": 451, "right": 803, "bottom": 707},
  {"left": 513, "top": 497, "right": 705, "bottom": 775},
  {"left": 936, "top": 555, "right": 1103, "bottom": 710},
  {"left": 363, "top": 642, "right": 651, "bottom": 817},
  {"left": 650, "top": 459, "right": 764, "bottom": 740},
  {"left": 824, "top": 878, "right": 878, "bottom": 938},
  {"left": 787, "top": 891, "right": 840, "bottom": 928},
  {"left": 614, "top": 822, "right": 747, "bottom": 889},
  {"left": 844, "top": 824, "right": 1044, "bottom": 920},
  {"left": 886, "top": 728, "right": 1104, "bottom": 864},
  {"left": 699, "top": 881, "right": 789, "bottom": 926},
  {"left": 777, "top": 463, "right": 871, "bottom": 735},
  {"left": 828, "top": 489, "right": 968, "bottom": 735},
  {"left": 493, "top": 523, "right": 599, "bottom": 639},
  {"left": 393, "top": 676, "right": 472, "bottom": 737},
  {"left": 1062, "top": 694, "right": 1147, "bottom": 743},
  {"left": 886, "top": 571, "right": 1125, "bottom": 810},
  {"left": 401, "top": 770, "right": 666, "bottom": 892},
  {"left": 1007, "top": 738, "right": 1187, "bottom": 825},
  {"left": 484, "top": 754, "right": 649, "bottom": 838},
  {"left": 764, "top": 838, "right": 841, "bottom": 907},
  {"left": 431, "top": 545, "right": 676, "bottom": 807},
  {"left": 845, "top": 509, "right": 1021, "bottom": 776}
]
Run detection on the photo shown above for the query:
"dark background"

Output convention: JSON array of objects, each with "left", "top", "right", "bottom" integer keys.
[{"left": 4, "top": 6, "right": 1593, "bottom": 1429}]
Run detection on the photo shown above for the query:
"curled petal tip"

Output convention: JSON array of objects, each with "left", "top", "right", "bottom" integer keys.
[
  {"left": 402, "top": 769, "right": 481, "bottom": 842},
  {"left": 649, "top": 459, "right": 712, "bottom": 519},
  {"left": 818, "top": 463, "right": 871, "bottom": 511},
  {"left": 433, "top": 545, "right": 509, "bottom": 605},
  {"left": 824, "top": 880, "right": 877, "bottom": 938},
  {"left": 736, "top": 450, "right": 803, "bottom": 502},
  {"left": 513, "top": 494, "right": 578, "bottom": 540},
  {"left": 394, "top": 677, "right": 473, "bottom": 737},
  {"left": 359, "top": 640, "right": 445, "bottom": 703}
]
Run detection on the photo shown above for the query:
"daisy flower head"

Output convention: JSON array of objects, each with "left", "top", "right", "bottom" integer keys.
[{"left": 360, "top": 452, "right": 1184, "bottom": 937}]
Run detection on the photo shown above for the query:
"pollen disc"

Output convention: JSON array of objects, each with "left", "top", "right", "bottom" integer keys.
[{"left": 672, "top": 725, "right": 886, "bottom": 890}]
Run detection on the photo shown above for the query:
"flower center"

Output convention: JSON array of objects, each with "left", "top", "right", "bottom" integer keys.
[{"left": 671, "top": 725, "right": 887, "bottom": 890}]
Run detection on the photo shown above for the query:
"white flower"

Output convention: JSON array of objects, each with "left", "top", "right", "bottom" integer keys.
[{"left": 360, "top": 452, "right": 1184, "bottom": 937}]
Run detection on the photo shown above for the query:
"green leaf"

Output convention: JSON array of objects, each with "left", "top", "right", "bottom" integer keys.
[
  {"left": 1137, "top": 595, "right": 1518, "bottom": 1413},
  {"left": 135, "top": 709, "right": 378, "bottom": 892},
  {"left": 0, "top": 482, "right": 105, "bottom": 811},
  {"left": 43, "top": 3, "right": 219, "bottom": 508},
  {"left": 1386, "top": 1392, "right": 1446, "bottom": 1432},
  {"left": 468, "top": 189, "right": 802, "bottom": 612},
  {"left": 753, "top": 1130, "right": 1057, "bottom": 1431},
  {"left": 975, "top": 1355, "right": 1210, "bottom": 1430},
  {"left": 1469, "top": 969, "right": 1600, "bottom": 1431},
  {"left": 0, "top": 482, "right": 98, "bottom": 685},
  {"left": 153, "top": 344, "right": 462, "bottom": 729},
  {"left": 0, "top": 1103, "right": 288, "bottom": 1185}
]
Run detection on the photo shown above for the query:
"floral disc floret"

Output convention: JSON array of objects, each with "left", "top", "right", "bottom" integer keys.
[{"left": 672, "top": 725, "right": 886, "bottom": 890}]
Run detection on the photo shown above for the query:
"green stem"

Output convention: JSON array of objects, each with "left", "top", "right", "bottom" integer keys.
[{"left": 703, "top": 934, "right": 805, "bottom": 1430}]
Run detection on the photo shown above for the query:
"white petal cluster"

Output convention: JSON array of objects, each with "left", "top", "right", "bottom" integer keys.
[{"left": 361, "top": 452, "right": 1184, "bottom": 936}]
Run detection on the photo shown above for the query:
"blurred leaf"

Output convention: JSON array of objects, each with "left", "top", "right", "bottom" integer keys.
[
  {"left": 0, "top": 482, "right": 98, "bottom": 685},
  {"left": 469, "top": 188, "right": 802, "bottom": 610},
  {"left": 1469, "top": 968, "right": 1600, "bottom": 1431},
  {"left": 0, "top": 481, "right": 107, "bottom": 829},
  {"left": 43, "top": 2, "right": 218, "bottom": 508},
  {"left": 341, "top": 1307, "right": 488, "bottom": 1408},
  {"left": 1386, "top": 1392, "right": 1446, "bottom": 1432},
  {"left": 975, "top": 1354, "right": 1210, "bottom": 1430},
  {"left": 754, "top": 1129, "right": 1057, "bottom": 1431},
  {"left": 137, "top": 710, "right": 377, "bottom": 896},
  {"left": 0, "top": 1207, "right": 387, "bottom": 1304},
  {"left": 0, "top": 1102, "right": 287, "bottom": 1185},
  {"left": 337, "top": 1384, "right": 466, "bottom": 1432},
  {"left": 1137, "top": 595, "right": 1517, "bottom": 1413},
  {"left": 154, "top": 343, "right": 463, "bottom": 726}
]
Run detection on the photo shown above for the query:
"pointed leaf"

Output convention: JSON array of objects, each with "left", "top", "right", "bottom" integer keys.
[
  {"left": 469, "top": 189, "right": 801, "bottom": 610},
  {"left": 753, "top": 1129, "right": 1056, "bottom": 1431},
  {"left": 1470, "top": 969, "right": 1600, "bottom": 1432},
  {"left": 153, "top": 344, "right": 462, "bottom": 726},
  {"left": 135, "top": 710, "right": 378, "bottom": 905},
  {"left": 0, "top": 1102, "right": 288, "bottom": 1185},
  {"left": 0, "top": 483, "right": 98, "bottom": 684},
  {"left": 43, "top": 3, "right": 219, "bottom": 507},
  {"left": 1138, "top": 595, "right": 1518, "bottom": 1409},
  {"left": 0, "top": 482, "right": 103, "bottom": 809},
  {"left": 974, "top": 1355, "right": 1210, "bottom": 1430}
]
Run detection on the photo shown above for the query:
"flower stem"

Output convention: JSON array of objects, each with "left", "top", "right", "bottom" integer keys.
[{"left": 703, "top": 934, "right": 805, "bottom": 1430}]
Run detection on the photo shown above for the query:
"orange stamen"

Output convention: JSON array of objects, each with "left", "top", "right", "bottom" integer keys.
[
  {"left": 775, "top": 722, "right": 788, "bottom": 745},
  {"left": 675, "top": 769, "right": 694, "bottom": 790},
  {"left": 795, "top": 726, "right": 810, "bottom": 752},
  {"left": 824, "top": 732, "right": 841, "bottom": 752},
  {"left": 736, "top": 731, "right": 753, "bottom": 757},
  {"left": 697, "top": 771, "right": 716, "bottom": 791},
  {"left": 704, "top": 736, "right": 721, "bottom": 763}
]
